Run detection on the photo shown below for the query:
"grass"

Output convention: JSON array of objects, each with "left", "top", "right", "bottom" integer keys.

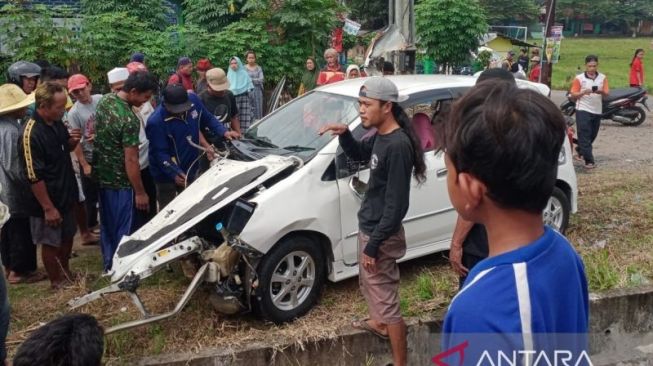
[
  {"left": 4, "top": 165, "right": 653, "bottom": 363},
  {"left": 529, "top": 37, "right": 653, "bottom": 91}
]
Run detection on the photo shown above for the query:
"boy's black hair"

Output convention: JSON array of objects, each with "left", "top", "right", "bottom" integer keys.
[
  {"left": 585, "top": 55, "right": 599, "bottom": 63},
  {"left": 13, "top": 313, "right": 104, "bottom": 366},
  {"left": 40, "top": 65, "right": 70, "bottom": 81},
  {"left": 122, "top": 70, "right": 160, "bottom": 94},
  {"left": 476, "top": 68, "right": 515, "bottom": 84},
  {"left": 444, "top": 81, "right": 566, "bottom": 213}
]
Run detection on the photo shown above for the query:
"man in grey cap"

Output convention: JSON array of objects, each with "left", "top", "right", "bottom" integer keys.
[{"left": 319, "top": 77, "right": 426, "bottom": 366}]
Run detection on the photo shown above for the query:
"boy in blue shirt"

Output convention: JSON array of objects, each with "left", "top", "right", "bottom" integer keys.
[{"left": 439, "top": 81, "right": 589, "bottom": 365}]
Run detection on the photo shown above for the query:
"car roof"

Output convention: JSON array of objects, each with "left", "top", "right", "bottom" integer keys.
[
  {"left": 315, "top": 75, "right": 476, "bottom": 98},
  {"left": 314, "top": 74, "right": 550, "bottom": 98}
]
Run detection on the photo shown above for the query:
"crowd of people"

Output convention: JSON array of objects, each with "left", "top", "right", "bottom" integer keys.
[{"left": 0, "top": 42, "right": 645, "bottom": 364}]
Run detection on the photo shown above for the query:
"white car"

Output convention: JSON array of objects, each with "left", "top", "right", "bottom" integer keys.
[{"left": 70, "top": 75, "right": 578, "bottom": 332}]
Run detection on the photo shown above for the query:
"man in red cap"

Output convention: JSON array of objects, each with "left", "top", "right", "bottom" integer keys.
[
  {"left": 68, "top": 74, "right": 103, "bottom": 244},
  {"left": 195, "top": 58, "right": 213, "bottom": 95}
]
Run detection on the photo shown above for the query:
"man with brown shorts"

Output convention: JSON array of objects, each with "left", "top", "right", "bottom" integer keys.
[{"left": 320, "top": 77, "right": 427, "bottom": 366}]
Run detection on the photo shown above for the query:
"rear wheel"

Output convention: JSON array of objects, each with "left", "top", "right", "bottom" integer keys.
[
  {"left": 543, "top": 187, "right": 571, "bottom": 234},
  {"left": 616, "top": 106, "right": 646, "bottom": 126},
  {"left": 255, "top": 235, "right": 326, "bottom": 323}
]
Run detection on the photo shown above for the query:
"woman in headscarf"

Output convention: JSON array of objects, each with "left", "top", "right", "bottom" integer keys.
[
  {"left": 245, "top": 51, "right": 265, "bottom": 120},
  {"left": 227, "top": 56, "right": 254, "bottom": 130},
  {"left": 298, "top": 57, "right": 319, "bottom": 96},
  {"left": 346, "top": 64, "right": 360, "bottom": 79}
]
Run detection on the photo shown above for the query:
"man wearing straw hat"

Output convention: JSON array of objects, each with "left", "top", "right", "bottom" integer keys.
[{"left": 0, "top": 84, "right": 46, "bottom": 285}]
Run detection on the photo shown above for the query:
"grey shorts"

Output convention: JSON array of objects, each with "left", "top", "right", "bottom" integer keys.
[{"left": 30, "top": 210, "right": 76, "bottom": 247}]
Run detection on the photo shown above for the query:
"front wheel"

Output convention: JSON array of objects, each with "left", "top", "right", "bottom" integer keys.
[
  {"left": 255, "top": 235, "right": 326, "bottom": 324},
  {"left": 614, "top": 106, "right": 646, "bottom": 126},
  {"left": 543, "top": 187, "right": 571, "bottom": 234}
]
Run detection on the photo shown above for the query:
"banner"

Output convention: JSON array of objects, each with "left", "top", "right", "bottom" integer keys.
[{"left": 343, "top": 18, "right": 361, "bottom": 36}]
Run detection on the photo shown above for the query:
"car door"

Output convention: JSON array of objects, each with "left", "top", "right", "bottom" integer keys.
[{"left": 336, "top": 90, "right": 459, "bottom": 265}]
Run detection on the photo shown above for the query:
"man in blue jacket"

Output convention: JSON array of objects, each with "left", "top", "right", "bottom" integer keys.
[{"left": 146, "top": 84, "right": 239, "bottom": 210}]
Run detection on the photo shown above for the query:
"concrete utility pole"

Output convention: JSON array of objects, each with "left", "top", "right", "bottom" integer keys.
[
  {"left": 540, "top": 0, "right": 556, "bottom": 88},
  {"left": 387, "top": 0, "right": 416, "bottom": 73}
]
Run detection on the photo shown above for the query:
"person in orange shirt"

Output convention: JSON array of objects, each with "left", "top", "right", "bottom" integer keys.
[
  {"left": 629, "top": 49, "right": 645, "bottom": 87},
  {"left": 569, "top": 55, "right": 609, "bottom": 169},
  {"left": 317, "top": 48, "right": 346, "bottom": 85}
]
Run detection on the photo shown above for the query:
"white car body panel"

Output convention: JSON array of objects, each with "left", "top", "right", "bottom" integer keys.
[{"left": 111, "top": 75, "right": 578, "bottom": 285}]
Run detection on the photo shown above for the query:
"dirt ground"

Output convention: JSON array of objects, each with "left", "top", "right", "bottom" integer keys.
[{"left": 551, "top": 90, "right": 653, "bottom": 168}]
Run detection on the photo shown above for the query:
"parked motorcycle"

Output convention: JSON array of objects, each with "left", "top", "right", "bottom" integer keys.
[{"left": 560, "top": 87, "right": 649, "bottom": 126}]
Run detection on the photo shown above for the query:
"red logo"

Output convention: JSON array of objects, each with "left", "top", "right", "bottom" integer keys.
[{"left": 432, "top": 341, "right": 469, "bottom": 366}]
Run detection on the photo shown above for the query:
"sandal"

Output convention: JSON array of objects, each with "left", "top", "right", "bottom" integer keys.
[
  {"left": 584, "top": 163, "right": 596, "bottom": 170},
  {"left": 8, "top": 271, "right": 47, "bottom": 284},
  {"left": 352, "top": 318, "right": 389, "bottom": 340}
]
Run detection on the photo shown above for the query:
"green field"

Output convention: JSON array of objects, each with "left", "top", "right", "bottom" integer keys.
[{"left": 536, "top": 37, "right": 653, "bottom": 91}]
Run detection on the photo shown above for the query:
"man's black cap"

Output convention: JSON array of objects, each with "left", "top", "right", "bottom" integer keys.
[{"left": 163, "top": 84, "right": 193, "bottom": 114}]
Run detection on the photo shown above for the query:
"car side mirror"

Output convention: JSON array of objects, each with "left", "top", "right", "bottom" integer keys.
[{"left": 348, "top": 176, "right": 368, "bottom": 200}]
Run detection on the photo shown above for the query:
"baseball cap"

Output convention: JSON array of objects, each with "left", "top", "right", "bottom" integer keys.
[
  {"left": 68, "top": 74, "right": 90, "bottom": 92},
  {"left": 130, "top": 52, "right": 145, "bottom": 63},
  {"left": 162, "top": 84, "right": 193, "bottom": 114},
  {"left": 196, "top": 59, "right": 213, "bottom": 72},
  {"left": 507, "top": 50, "right": 516, "bottom": 56},
  {"left": 107, "top": 67, "right": 129, "bottom": 84},
  {"left": 358, "top": 77, "right": 408, "bottom": 103},
  {"left": 206, "top": 68, "right": 230, "bottom": 92},
  {"left": 177, "top": 57, "right": 192, "bottom": 68}
]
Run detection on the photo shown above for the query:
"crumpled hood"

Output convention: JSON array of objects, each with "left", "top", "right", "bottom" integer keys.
[{"left": 109, "top": 155, "right": 297, "bottom": 281}]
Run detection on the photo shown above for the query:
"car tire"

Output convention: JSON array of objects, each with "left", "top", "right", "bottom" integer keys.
[
  {"left": 543, "top": 187, "right": 571, "bottom": 234},
  {"left": 255, "top": 235, "right": 326, "bottom": 324}
]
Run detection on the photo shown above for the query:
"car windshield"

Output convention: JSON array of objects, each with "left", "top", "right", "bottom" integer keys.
[{"left": 243, "top": 91, "right": 359, "bottom": 160}]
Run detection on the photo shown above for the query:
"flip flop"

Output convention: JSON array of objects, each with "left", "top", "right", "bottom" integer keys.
[
  {"left": 8, "top": 272, "right": 47, "bottom": 284},
  {"left": 352, "top": 318, "right": 389, "bottom": 340}
]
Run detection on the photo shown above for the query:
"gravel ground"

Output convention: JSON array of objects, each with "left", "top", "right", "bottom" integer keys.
[{"left": 550, "top": 90, "right": 653, "bottom": 169}]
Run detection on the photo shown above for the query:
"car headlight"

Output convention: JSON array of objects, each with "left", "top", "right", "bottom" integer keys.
[{"left": 558, "top": 148, "right": 566, "bottom": 165}]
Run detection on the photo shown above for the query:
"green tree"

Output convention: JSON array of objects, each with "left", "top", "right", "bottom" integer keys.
[
  {"left": 80, "top": 0, "right": 173, "bottom": 30},
  {"left": 204, "top": 16, "right": 308, "bottom": 89},
  {"left": 478, "top": 0, "right": 539, "bottom": 25},
  {"left": 416, "top": 0, "right": 488, "bottom": 71},
  {"left": 0, "top": 3, "right": 78, "bottom": 72},
  {"left": 182, "top": 0, "right": 248, "bottom": 32}
]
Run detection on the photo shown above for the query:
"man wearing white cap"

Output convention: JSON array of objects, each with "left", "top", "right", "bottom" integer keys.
[
  {"left": 0, "top": 84, "right": 45, "bottom": 285},
  {"left": 319, "top": 77, "right": 427, "bottom": 366},
  {"left": 107, "top": 67, "right": 129, "bottom": 93}
]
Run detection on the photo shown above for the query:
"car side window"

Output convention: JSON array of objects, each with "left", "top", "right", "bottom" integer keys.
[{"left": 332, "top": 89, "right": 463, "bottom": 180}]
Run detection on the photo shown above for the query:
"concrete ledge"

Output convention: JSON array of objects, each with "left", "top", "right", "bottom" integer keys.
[{"left": 138, "top": 285, "right": 653, "bottom": 366}]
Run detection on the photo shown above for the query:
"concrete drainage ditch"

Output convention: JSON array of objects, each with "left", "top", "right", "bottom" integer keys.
[{"left": 138, "top": 285, "right": 653, "bottom": 366}]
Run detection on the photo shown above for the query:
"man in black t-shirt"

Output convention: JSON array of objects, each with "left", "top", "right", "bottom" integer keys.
[
  {"left": 319, "top": 78, "right": 427, "bottom": 366},
  {"left": 20, "top": 82, "right": 81, "bottom": 289},
  {"left": 198, "top": 68, "right": 241, "bottom": 135}
]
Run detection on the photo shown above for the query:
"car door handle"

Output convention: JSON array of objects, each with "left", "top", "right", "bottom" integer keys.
[{"left": 436, "top": 168, "right": 448, "bottom": 178}]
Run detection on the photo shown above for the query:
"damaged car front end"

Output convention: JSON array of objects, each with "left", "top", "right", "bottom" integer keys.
[{"left": 69, "top": 154, "right": 301, "bottom": 334}]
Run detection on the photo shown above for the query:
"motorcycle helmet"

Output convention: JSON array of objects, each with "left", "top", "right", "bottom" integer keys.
[{"left": 7, "top": 61, "right": 41, "bottom": 86}]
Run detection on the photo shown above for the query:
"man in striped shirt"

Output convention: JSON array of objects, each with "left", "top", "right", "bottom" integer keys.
[{"left": 440, "top": 81, "right": 588, "bottom": 364}]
